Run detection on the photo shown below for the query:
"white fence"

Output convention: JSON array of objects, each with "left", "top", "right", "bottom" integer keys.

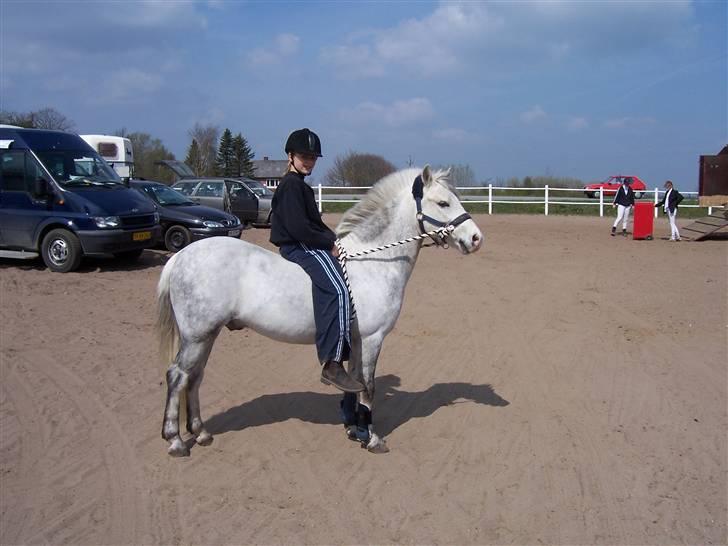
[{"left": 314, "top": 185, "right": 723, "bottom": 217}]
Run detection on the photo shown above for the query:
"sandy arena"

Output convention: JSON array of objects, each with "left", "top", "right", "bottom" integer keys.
[{"left": 0, "top": 214, "right": 726, "bottom": 545}]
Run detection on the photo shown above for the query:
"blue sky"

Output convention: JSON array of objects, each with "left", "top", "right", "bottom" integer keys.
[{"left": 1, "top": 0, "right": 725, "bottom": 189}]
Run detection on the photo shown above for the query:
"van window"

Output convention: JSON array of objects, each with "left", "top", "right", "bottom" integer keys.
[{"left": 0, "top": 151, "right": 27, "bottom": 191}]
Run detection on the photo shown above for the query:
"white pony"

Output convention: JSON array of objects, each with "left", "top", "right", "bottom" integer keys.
[{"left": 157, "top": 166, "right": 483, "bottom": 456}]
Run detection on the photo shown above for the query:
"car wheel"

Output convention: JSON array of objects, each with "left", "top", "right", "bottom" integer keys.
[
  {"left": 634, "top": 192, "right": 643, "bottom": 199},
  {"left": 41, "top": 228, "right": 82, "bottom": 273},
  {"left": 164, "top": 225, "right": 191, "bottom": 252},
  {"left": 113, "top": 248, "right": 144, "bottom": 261}
]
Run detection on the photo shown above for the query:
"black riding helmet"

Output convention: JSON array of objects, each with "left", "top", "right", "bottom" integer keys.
[{"left": 285, "top": 128, "right": 322, "bottom": 157}]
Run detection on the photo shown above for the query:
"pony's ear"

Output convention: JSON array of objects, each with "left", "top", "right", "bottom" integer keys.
[{"left": 422, "top": 164, "right": 433, "bottom": 186}]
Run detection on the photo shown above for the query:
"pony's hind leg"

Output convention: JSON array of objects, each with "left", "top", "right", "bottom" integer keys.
[
  {"left": 162, "top": 336, "right": 217, "bottom": 457},
  {"left": 186, "top": 368, "right": 213, "bottom": 446}
]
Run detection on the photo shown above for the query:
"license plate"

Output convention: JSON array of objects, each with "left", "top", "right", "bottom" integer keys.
[
  {"left": 228, "top": 229, "right": 241, "bottom": 237},
  {"left": 133, "top": 231, "right": 152, "bottom": 241}
]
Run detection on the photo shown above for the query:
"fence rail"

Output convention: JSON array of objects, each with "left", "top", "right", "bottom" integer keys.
[{"left": 314, "top": 184, "right": 723, "bottom": 217}]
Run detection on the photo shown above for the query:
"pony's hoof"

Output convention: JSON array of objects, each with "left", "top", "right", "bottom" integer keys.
[
  {"left": 168, "top": 439, "right": 190, "bottom": 457},
  {"left": 196, "top": 431, "right": 214, "bottom": 446},
  {"left": 366, "top": 434, "right": 389, "bottom": 454}
]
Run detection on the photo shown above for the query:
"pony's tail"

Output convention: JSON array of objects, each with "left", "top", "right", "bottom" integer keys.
[{"left": 156, "top": 254, "right": 179, "bottom": 367}]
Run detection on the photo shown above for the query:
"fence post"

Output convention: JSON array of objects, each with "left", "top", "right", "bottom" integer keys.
[
  {"left": 544, "top": 185, "right": 549, "bottom": 216},
  {"left": 599, "top": 187, "right": 604, "bottom": 217},
  {"left": 654, "top": 188, "right": 658, "bottom": 218},
  {"left": 708, "top": 206, "right": 713, "bottom": 215},
  {"left": 488, "top": 184, "right": 493, "bottom": 215},
  {"left": 317, "top": 183, "right": 322, "bottom": 213}
]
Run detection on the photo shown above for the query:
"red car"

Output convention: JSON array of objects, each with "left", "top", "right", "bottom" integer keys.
[{"left": 584, "top": 175, "right": 647, "bottom": 199}]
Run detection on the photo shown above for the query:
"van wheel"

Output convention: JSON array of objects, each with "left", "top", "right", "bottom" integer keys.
[
  {"left": 164, "top": 226, "right": 191, "bottom": 252},
  {"left": 41, "top": 228, "right": 82, "bottom": 273},
  {"left": 113, "top": 249, "right": 144, "bottom": 261}
]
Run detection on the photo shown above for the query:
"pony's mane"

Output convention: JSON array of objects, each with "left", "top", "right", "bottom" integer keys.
[{"left": 336, "top": 168, "right": 454, "bottom": 239}]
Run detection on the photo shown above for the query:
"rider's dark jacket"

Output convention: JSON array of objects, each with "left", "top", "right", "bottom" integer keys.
[{"left": 269, "top": 171, "right": 336, "bottom": 250}]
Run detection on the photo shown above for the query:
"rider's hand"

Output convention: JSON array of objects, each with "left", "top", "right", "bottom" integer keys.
[{"left": 331, "top": 245, "right": 339, "bottom": 258}]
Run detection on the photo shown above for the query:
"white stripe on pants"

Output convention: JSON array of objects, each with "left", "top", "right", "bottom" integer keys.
[
  {"left": 613, "top": 204, "right": 631, "bottom": 229},
  {"left": 667, "top": 209, "right": 680, "bottom": 240}
]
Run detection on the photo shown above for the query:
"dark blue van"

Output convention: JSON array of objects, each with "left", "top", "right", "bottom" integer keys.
[{"left": 0, "top": 127, "right": 161, "bottom": 272}]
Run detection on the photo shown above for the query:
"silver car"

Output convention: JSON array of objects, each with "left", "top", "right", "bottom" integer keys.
[{"left": 162, "top": 161, "right": 272, "bottom": 227}]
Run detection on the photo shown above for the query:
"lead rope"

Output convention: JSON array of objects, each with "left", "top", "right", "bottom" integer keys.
[{"left": 334, "top": 224, "right": 455, "bottom": 319}]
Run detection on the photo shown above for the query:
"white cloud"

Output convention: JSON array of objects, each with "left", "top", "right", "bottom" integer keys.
[
  {"left": 432, "top": 128, "right": 469, "bottom": 141},
  {"left": 247, "top": 33, "right": 300, "bottom": 66},
  {"left": 342, "top": 98, "right": 434, "bottom": 127},
  {"left": 99, "top": 68, "right": 163, "bottom": 103},
  {"left": 604, "top": 117, "right": 656, "bottom": 129},
  {"left": 520, "top": 105, "right": 546, "bottom": 124},
  {"left": 567, "top": 117, "right": 589, "bottom": 131},
  {"left": 106, "top": 1, "right": 207, "bottom": 29},
  {"left": 321, "top": 0, "right": 697, "bottom": 79}
]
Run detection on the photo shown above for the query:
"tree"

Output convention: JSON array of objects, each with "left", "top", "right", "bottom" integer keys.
[
  {"left": 215, "top": 128, "right": 235, "bottom": 176},
  {"left": 0, "top": 107, "right": 74, "bottom": 131},
  {"left": 325, "top": 151, "right": 397, "bottom": 187},
  {"left": 127, "top": 132, "right": 176, "bottom": 183},
  {"left": 232, "top": 132, "right": 255, "bottom": 178},
  {"left": 187, "top": 123, "right": 219, "bottom": 177},
  {"left": 434, "top": 163, "right": 477, "bottom": 186},
  {"left": 185, "top": 139, "right": 204, "bottom": 176}
]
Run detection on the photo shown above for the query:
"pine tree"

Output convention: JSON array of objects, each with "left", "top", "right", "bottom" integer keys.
[
  {"left": 232, "top": 133, "right": 256, "bottom": 178},
  {"left": 215, "top": 129, "right": 235, "bottom": 176},
  {"left": 185, "top": 139, "right": 203, "bottom": 176}
]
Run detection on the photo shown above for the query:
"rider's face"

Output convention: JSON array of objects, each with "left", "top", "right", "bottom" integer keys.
[{"left": 291, "top": 152, "right": 318, "bottom": 175}]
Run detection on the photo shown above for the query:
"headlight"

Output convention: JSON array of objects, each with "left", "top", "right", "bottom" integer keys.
[
  {"left": 203, "top": 220, "right": 224, "bottom": 228},
  {"left": 93, "top": 216, "right": 121, "bottom": 228},
  {"left": 153, "top": 212, "right": 160, "bottom": 223}
]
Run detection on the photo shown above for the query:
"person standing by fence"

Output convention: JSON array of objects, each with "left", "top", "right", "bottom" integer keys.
[
  {"left": 655, "top": 180, "right": 684, "bottom": 241},
  {"left": 611, "top": 178, "right": 635, "bottom": 237}
]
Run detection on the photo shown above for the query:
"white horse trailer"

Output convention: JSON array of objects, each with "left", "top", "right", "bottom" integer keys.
[{"left": 80, "top": 134, "right": 134, "bottom": 180}]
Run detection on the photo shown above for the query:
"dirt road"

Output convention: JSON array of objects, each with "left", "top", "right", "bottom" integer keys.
[{"left": 1, "top": 214, "right": 725, "bottom": 545}]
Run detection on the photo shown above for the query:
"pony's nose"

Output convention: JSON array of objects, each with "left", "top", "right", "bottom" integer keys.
[{"left": 471, "top": 232, "right": 482, "bottom": 251}]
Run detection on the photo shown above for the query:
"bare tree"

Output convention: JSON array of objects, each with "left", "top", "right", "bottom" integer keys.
[
  {"left": 30, "top": 107, "right": 75, "bottom": 131},
  {"left": 188, "top": 123, "right": 219, "bottom": 176},
  {"left": 0, "top": 107, "right": 74, "bottom": 131},
  {"left": 325, "top": 151, "right": 397, "bottom": 187},
  {"left": 434, "top": 163, "right": 477, "bottom": 186}
]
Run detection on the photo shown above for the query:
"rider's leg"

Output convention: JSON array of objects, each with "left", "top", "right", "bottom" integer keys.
[{"left": 280, "top": 244, "right": 363, "bottom": 392}]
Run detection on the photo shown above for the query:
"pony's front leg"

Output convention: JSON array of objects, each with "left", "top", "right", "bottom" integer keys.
[
  {"left": 358, "top": 387, "right": 389, "bottom": 454},
  {"left": 344, "top": 334, "right": 388, "bottom": 453}
]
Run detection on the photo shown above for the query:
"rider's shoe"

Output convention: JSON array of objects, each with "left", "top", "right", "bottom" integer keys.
[
  {"left": 321, "top": 361, "right": 365, "bottom": 393},
  {"left": 611, "top": 227, "right": 616, "bottom": 237}
]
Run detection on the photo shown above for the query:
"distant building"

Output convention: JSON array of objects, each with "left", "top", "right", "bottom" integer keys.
[{"left": 252, "top": 157, "right": 288, "bottom": 188}]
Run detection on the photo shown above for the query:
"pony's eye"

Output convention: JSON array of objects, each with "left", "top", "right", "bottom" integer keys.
[{"left": 438, "top": 201, "right": 450, "bottom": 208}]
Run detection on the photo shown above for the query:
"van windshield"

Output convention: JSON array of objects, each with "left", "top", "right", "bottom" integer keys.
[{"left": 35, "top": 149, "right": 122, "bottom": 187}]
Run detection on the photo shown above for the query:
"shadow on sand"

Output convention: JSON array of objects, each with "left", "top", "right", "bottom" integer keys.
[{"left": 206, "top": 374, "right": 509, "bottom": 439}]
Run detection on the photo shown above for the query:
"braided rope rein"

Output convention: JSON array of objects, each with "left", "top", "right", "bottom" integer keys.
[{"left": 334, "top": 224, "right": 454, "bottom": 319}]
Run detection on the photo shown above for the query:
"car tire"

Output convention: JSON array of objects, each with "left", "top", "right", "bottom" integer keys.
[
  {"left": 113, "top": 248, "right": 144, "bottom": 261},
  {"left": 634, "top": 192, "right": 643, "bottom": 199},
  {"left": 164, "top": 225, "right": 191, "bottom": 252},
  {"left": 41, "top": 228, "right": 82, "bottom": 273}
]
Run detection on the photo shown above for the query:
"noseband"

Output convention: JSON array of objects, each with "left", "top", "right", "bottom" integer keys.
[{"left": 412, "top": 175, "right": 471, "bottom": 247}]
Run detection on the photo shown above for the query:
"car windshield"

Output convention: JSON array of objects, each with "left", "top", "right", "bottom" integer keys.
[
  {"left": 244, "top": 179, "right": 274, "bottom": 197},
  {"left": 142, "top": 185, "right": 194, "bottom": 206},
  {"left": 35, "top": 149, "right": 122, "bottom": 187}
]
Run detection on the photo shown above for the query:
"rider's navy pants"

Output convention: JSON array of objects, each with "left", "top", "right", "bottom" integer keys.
[{"left": 280, "top": 243, "right": 351, "bottom": 363}]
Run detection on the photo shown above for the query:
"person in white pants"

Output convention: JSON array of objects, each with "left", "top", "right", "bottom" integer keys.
[
  {"left": 655, "top": 180, "right": 684, "bottom": 241},
  {"left": 611, "top": 178, "right": 635, "bottom": 236}
]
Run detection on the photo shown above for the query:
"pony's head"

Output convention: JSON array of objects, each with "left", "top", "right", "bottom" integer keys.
[{"left": 416, "top": 165, "right": 482, "bottom": 254}]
